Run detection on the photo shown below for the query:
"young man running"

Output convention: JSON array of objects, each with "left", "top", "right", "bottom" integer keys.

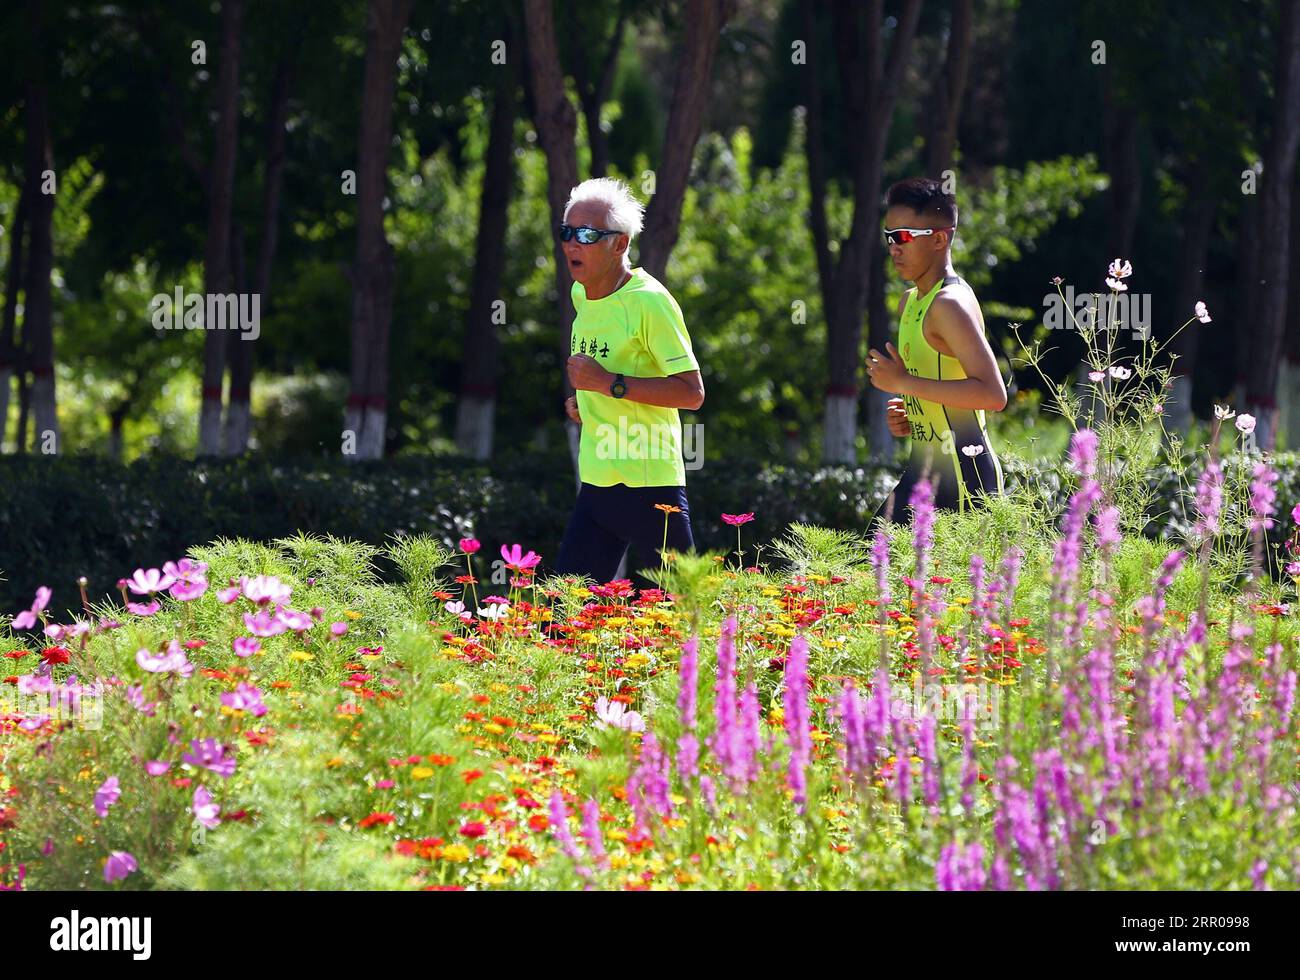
[
  {"left": 866, "top": 177, "right": 1006, "bottom": 529},
  {"left": 553, "top": 177, "right": 705, "bottom": 584}
]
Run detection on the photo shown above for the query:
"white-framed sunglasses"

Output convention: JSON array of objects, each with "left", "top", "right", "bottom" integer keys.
[{"left": 883, "top": 226, "right": 955, "bottom": 246}]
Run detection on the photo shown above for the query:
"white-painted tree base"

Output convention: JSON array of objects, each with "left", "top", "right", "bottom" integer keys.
[
  {"left": 823, "top": 394, "right": 857, "bottom": 464},
  {"left": 455, "top": 396, "right": 495, "bottom": 460}
]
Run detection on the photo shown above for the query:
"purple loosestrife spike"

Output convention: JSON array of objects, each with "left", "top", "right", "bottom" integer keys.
[
  {"left": 783, "top": 635, "right": 812, "bottom": 812},
  {"left": 549, "top": 790, "right": 594, "bottom": 882},
  {"left": 909, "top": 477, "right": 937, "bottom": 584},
  {"left": 676, "top": 733, "right": 699, "bottom": 784},
  {"left": 997, "top": 546, "right": 1023, "bottom": 623},
  {"left": 580, "top": 799, "right": 608, "bottom": 869},
  {"left": 1248, "top": 461, "right": 1278, "bottom": 533},
  {"left": 677, "top": 636, "right": 699, "bottom": 731},
  {"left": 1068, "top": 428, "right": 1100, "bottom": 479},
  {"left": 1194, "top": 458, "right": 1224, "bottom": 538},
  {"left": 871, "top": 529, "right": 892, "bottom": 604},
  {"left": 959, "top": 714, "right": 978, "bottom": 813},
  {"left": 709, "top": 617, "right": 740, "bottom": 784},
  {"left": 738, "top": 681, "right": 762, "bottom": 785},
  {"left": 918, "top": 714, "right": 940, "bottom": 808}
]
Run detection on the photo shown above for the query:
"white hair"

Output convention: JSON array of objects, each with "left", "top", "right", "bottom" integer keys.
[{"left": 563, "top": 177, "right": 645, "bottom": 238}]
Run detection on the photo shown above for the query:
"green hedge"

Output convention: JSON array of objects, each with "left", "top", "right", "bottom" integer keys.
[{"left": 1, "top": 449, "right": 1296, "bottom": 617}]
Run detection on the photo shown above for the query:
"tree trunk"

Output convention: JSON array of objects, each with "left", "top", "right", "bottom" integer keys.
[
  {"left": 198, "top": 0, "right": 244, "bottom": 457},
  {"left": 24, "top": 0, "right": 57, "bottom": 455},
  {"left": 1245, "top": 0, "right": 1300, "bottom": 450},
  {"left": 810, "top": 0, "right": 922, "bottom": 464},
  {"left": 221, "top": 223, "right": 251, "bottom": 455},
  {"left": 570, "top": 8, "right": 626, "bottom": 179},
  {"left": 637, "top": 0, "right": 735, "bottom": 279},
  {"left": 1102, "top": 77, "right": 1142, "bottom": 262},
  {"left": 456, "top": 47, "right": 516, "bottom": 460},
  {"left": 1167, "top": 165, "right": 1216, "bottom": 436},
  {"left": 345, "top": 0, "right": 413, "bottom": 461},
  {"left": 0, "top": 189, "right": 27, "bottom": 451},
  {"left": 924, "top": 0, "right": 973, "bottom": 177},
  {"left": 1282, "top": 173, "right": 1300, "bottom": 449},
  {"left": 523, "top": 0, "right": 581, "bottom": 448},
  {"left": 222, "top": 52, "right": 294, "bottom": 457}
]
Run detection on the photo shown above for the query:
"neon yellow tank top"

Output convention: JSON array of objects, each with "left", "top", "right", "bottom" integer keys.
[{"left": 896, "top": 275, "right": 1004, "bottom": 511}]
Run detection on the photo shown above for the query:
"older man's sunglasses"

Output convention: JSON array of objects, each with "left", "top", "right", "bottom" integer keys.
[
  {"left": 558, "top": 224, "right": 624, "bottom": 245},
  {"left": 883, "top": 226, "right": 955, "bottom": 246}
]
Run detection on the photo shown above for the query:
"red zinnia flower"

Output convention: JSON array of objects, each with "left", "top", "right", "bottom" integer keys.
[
  {"left": 40, "top": 646, "right": 71, "bottom": 666},
  {"left": 459, "top": 821, "right": 487, "bottom": 838}
]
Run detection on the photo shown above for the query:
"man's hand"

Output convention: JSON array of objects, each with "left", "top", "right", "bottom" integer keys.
[
  {"left": 564, "top": 395, "right": 582, "bottom": 424},
  {"left": 886, "top": 397, "right": 910, "bottom": 437},
  {"left": 866, "top": 342, "right": 911, "bottom": 395},
  {"left": 566, "top": 354, "right": 612, "bottom": 392}
]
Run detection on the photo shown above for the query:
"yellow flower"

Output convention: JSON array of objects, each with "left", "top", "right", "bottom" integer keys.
[
  {"left": 605, "top": 617, "right": 630, "bottom": 628},
  {"left": 410, "top": 767, "right": 434, "bottom": 780},
  {"left": 289, "top": 650, "right": 313, "bottom": 662},
  {"left": 610, "top": 854, "right": 631, "bottom": 869},
  {"left": 608, "top": 828, "right": 629, "bottom": 842},
  {"left": 490, "top": 683, "right": 510, "bottom": 693},
  {"left": 325, "top": 756, "right": 346, "bottom": 768},
  {"left": 441, "top": 844, "right": 471, "bottom": 862},
  {"left": 439, "top": 682, "right": 458, "bottom": 694},
  {"left": 343, "top": 610, "right": 363, "bottom": 620},
  {"left": 768, "top": 707, "right": 785, "bottom": 726},
  {"left": 480, "top": 872, "right": 508, "bottom": 885},
  {"left": 810, "top": 730, "right": 831, "bottom": 743},
  {"left": 483, "top": 723, "right": 506, "bottom": 735}
]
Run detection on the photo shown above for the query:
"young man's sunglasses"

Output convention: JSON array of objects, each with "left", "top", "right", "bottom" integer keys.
[
  {"left": 558, "top": 224, "right": 624, "bottom": 245},
  {"left": 883, "top": 226, "right": 955, "bottom": 246}
]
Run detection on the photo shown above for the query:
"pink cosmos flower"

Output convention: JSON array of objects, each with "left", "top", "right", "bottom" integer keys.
[
  {"left": 500, "top": 543, "right": 541, "bottom": 571},
  {"left": 722, "top": 513, "right": 756, "bottom": 527},
  {"left": 191, "top": 786, "right": 221, "bottom": 830},
  {"left": 103, "top": 851, "right": 137, "bottom": 883},
  {"left": 594, "top": 696, "right": 645, "bottom": 732},
  {"left": 232, "top": 636, "right": 261, "bottom": 658},
  {"left": 11, "top": 586, "right": 52, "bottom": 631},
  {"left": 145, "top": 760, "right": 171, "bottom": 776},
  {"left": 125, "top": 685, "right": 157, "bottom": 717},
  {"left": 127, "top": 567, "right": 176, "bottom": 596},
  {"left": 93, "top": 776, "right": 120, "bottom": 818},
  {"left": 242, "top": 609, "right": 288, "bottom": 638},
  {"left": 182, "top": 738, "right": 237, "bottom": 778},
  {"left": 135, "top": 642, "right": 194, "bottom": 678},
  {"left": 1194, "top": 301, "right": 1211, "bottom": 323},
  {"left": 220, "top": 682, "right": 268, "bottom": 717},
  {"left": 241, "top": 575, "right": 292, "bottom": 607},
  {"left": 459, "top": 538, "right": 481, "bottom": 555}
]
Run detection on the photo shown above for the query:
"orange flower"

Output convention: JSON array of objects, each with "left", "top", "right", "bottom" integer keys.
[
  {"left": 462, "top": 769, "right": 484, "bottom": 784},
  {"left": 427, "top": 753, "right": 455, "bottom": 766},
  {"left": 654, "top": 503, "right": 682, "bottom": 514}
]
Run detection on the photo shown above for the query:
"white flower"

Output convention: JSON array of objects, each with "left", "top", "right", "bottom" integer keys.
[
  {"left": 1088, "top": 370, "right": 1106, "bottom": 382},
  {"left": 444, "top": 600, "right": 466, "bottom": 615},
  {"left": 1108, "top": 366, "right": 1132, "bottom": 381},
  {"left": 1235, "top": 414, "right": 1256, "bottom": 436},
  {"left": 1105, "top": 277, "right": 1129, "bottom": 292},
  {"left": 1107, "top": 258, "right": 1133, "bottom": 280},
  {"left": 1194, "top": 301, "right": 1211, "bottom": 323},
  {"left": 477, "top": 603, "right": 510, "bottom": 621},
  {"left": 594, "top": 695, "right": 645, "bottom": 732},
  {"left": 1214, "top": 404, "right": 1235, "bottom": 421},
  {"left": 961, "top": 445, "right": 984, "bottom": 458}
]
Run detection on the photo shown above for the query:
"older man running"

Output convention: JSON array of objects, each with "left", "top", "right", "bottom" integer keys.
[{"left": 552, "top": 177, "right": 705, "bottom": 584}]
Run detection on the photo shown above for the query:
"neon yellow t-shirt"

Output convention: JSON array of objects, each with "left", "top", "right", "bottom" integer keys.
[{"left": 570, "top": 267, "right": 700, "bottom": 487}]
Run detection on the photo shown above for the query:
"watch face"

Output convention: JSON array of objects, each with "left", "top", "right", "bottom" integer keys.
[{"left": 611, "top": 377, "right": 627, "bottom": 398}]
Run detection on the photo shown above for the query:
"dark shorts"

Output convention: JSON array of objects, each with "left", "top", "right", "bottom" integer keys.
[{"left": 553, "top": 483, "right": 694, "bottom": 586}]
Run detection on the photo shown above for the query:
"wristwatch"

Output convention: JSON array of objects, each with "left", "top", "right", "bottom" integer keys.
[{"left": 609, "top": 374, "right": 627, "bottom": 399}]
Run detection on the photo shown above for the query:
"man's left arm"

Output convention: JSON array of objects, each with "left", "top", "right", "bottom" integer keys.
[{"left": 867, "top": 296, "right": 1006, "bottom": 412}]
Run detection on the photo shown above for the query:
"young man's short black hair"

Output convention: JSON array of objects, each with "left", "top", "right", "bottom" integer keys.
[{"left": 885, "top": 177, "right": 958, "bottom": 227}]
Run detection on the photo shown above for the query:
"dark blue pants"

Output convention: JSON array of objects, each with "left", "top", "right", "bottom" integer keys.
[{"left": 553, "top": 483, "right": 694, "bottom": 585}]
